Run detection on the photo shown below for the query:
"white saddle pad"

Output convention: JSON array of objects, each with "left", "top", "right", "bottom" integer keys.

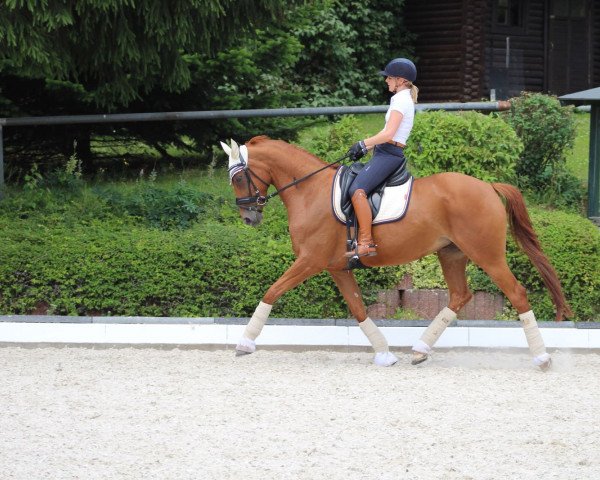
[{"left": 331, "top": 168, "right": 414, "bottom": 225}]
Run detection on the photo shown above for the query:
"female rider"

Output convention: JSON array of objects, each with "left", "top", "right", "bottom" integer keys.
[{"left": 346, "top": 58, "right": 418, "bottom": 257}]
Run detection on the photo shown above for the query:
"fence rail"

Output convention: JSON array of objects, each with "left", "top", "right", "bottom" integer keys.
[{"left": 0, "top": 101, "right": 512, "bottom": 194}]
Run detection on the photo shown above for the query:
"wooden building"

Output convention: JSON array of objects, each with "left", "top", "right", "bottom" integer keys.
[{"left": 404, "top": 0, "right": 600, "bottom": 101}]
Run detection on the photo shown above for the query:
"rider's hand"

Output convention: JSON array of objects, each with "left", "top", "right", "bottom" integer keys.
[{"left": 347, "top": 140, "right": 368, "bottom": 161}]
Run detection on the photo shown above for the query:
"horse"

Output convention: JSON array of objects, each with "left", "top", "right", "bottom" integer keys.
[{"left": 220, "top": 136, "right": 571, "bottom": 370}]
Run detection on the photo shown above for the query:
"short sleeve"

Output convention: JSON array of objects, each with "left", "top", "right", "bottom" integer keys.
[{"left": 389, "top": 94, "right": 412, "bottom": 117}]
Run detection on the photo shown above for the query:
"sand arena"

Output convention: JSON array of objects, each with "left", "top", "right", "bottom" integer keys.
[{"left": 1, "top": 345, "right": 599, "bottom": 479}]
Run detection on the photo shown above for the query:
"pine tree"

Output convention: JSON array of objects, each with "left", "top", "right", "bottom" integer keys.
[{"left": 0, "top": 0, "right": 288, "bottom": 109}]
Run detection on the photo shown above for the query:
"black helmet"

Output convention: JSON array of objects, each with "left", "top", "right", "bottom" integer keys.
[{"left": 379, "top": 58, "right": 417, "bottom": 82}]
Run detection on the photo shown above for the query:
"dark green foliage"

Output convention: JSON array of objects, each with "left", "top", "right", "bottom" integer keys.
[
  {"left": 0, "top": 0, "right": 290, "bottom": 108},
  {"left": 290, "top": 0, "right": 413, "bottom": 106},
  {"left": 0, "top": 0, "right": 299, "bottom": 172},
  {"left": 0, "top": 0, "right": 414, "bottom": 178},
  {"left": 405, "top": 111, "right": 522, "bottom": 182},
  {"left": 523, "top": 166, "right": 587, "bottom": 212}
]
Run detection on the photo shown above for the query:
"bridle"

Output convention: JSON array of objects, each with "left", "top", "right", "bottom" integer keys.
[
  {"left": 231, "top": 165, "right": 271, "bottom": 212},
  {"left": 230, "top": 151, "right": 350, "bottom": 212}
]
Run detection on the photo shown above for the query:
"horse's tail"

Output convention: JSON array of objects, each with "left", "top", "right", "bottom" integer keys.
[{"left": 491, "top": 183, "right": 572, "bottom": 321}]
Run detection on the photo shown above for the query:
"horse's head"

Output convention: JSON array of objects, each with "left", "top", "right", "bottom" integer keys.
[{"left": 220, "top": 139, "right": 271, "bottom": 227}]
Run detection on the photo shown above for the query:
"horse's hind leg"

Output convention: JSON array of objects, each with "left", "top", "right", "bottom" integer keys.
[
  {"left": 329, "top": 269, "right": 398, "bottom": 367},
  {"left": 412, "top": 245, "right": 472, "bottom": 365},
  {"left": 475, "top": 259, "right": 551, "bottom": 370}
]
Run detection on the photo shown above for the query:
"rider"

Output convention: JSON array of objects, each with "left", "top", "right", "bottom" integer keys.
[{"left": 346, "top": 58, "right": 418, "bottom": 257}]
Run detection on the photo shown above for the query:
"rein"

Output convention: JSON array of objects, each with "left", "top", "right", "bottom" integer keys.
[{"left": 234, "top": 152, "right": 350, "bottom": 210}]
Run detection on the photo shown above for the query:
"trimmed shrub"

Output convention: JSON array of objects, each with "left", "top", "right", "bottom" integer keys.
[
  {"left": 404, "top": 111, "right": 522, "bottom": 182},
  {"left": 300, "top": 115, "right": 360, "bottom": 163},
  {"left": 0, "top": 190, "right": 598, "bottom": 320},
  {"left": 503, "top": 92, "right": 579, "bottom": 189},
  {"left": 0, "top": 215, "right": 397, "bottom": 318},
  {"left": 94, "top": 180, "right": 225, "bottom": 230}
]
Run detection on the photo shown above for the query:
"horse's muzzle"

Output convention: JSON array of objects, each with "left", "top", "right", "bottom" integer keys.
[{"left": 241, "top": 211, "right": 263, "bottom": 227}]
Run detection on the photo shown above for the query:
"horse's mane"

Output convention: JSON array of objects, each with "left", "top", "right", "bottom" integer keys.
[{"left": 247, "top": 135, "right": 332, "bottom": 168}]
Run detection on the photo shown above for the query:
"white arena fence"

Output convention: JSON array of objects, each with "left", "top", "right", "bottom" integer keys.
[{"left": 1, "top": 316, "right": 599, "bottom": 349}]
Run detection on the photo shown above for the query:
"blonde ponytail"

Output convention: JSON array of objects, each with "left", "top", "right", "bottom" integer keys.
[{"left": 408, "top": 82, "right": 419, "bottom": 104}]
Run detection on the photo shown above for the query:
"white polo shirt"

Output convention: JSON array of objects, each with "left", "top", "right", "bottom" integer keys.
[{"left": 384, "top": 89, "right": 414, "bottom": 145}]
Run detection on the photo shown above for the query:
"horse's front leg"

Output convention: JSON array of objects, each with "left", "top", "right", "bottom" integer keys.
[
  {"left": 329, "top": 269, "right": 398, "bottom": 367},
  {"left": 236, "top": 258, "right": 321, "bottom": 356}
]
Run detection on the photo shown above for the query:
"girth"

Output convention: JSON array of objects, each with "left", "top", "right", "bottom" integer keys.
[{"left": 339, "top": 161, "right": 411, "bottom": 219}]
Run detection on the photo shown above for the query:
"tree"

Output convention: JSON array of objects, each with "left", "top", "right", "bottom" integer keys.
[
  {"left": 0, "top": 0, "right": 290, "bottom": 109},
  {"left": 291, "top": 0, "right": 413, "bottom": 106},
  {"left": 0, "top": 0, "right": 414, "bottom": 177},
  {"left": 0, "top": 0, "right": 293, "bottom": 174}
]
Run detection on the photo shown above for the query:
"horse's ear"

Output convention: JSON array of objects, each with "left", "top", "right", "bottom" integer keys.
[
  {"left": 231, "top": 139, "right": 240, "bottom": 160},
  {"left": 220, "top": 141, "right": 232, "bottom": 156}
]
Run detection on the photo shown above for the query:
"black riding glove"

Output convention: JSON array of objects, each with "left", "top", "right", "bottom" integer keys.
[{"left": 348, "top": 140, "right": 368, "bottom": 161}]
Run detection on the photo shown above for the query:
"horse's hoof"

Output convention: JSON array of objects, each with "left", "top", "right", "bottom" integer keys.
[
  {"left": 533, "top": 353, "right": 551, "bottom": 372},
  {"left": 538, "top": 358, "right": 552, "bottom": 372},
  {"left": 374, "top": 351, "right": 398, "bottom": 367},
  {"left": 411, "top": 352, "right": 428, "bottom": 365},
  {"left": 235, "top": 336, "right": 256, "bottom": 356}
]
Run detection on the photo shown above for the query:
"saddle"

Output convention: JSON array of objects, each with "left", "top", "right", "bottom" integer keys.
[{"left": 338, "top": 161, "right": 411, "bottom": 220}]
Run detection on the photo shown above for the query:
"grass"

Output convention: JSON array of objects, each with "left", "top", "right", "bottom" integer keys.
[
  {"left": 566, "top": 112, "right": 590, "bottom": 183},
  {"left": 91, "top": 135, "right": 203, "bottom": 160},
  {"left": 296, "top": 113, "right": 383, "bottom": 147}
]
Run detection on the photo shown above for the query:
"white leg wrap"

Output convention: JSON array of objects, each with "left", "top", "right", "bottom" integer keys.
[
  {"left": 519, "top": 310, "right": 547, "bottom": 359},
  {"left": 359, "top": 317, "right": 389, "bottom": 353},
  {"left": 414, "top": 307, "right": 457, "bottom": 351},
  {"left": 243, "top": 301, "right": 272, "bottom": 341}
]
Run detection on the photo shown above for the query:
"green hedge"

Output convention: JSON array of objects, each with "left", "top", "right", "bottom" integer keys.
[
  {"left": 405, "top": 110, "right": 522, "bottom": 182},
  {"left": 0, "top": 213, "right": 396, "bottom": 318},
  {"left": 0, "top": 183, "right": 598, "bottom": 321}
]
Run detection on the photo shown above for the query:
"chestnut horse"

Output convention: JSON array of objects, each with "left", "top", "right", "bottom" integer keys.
[{"left": 220, "top": 136, "right": 571, "bottom": 370}]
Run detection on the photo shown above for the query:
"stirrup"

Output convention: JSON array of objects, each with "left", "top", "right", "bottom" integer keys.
[{"left": 345, "top": 243, "right": 377, "bottom": 258}]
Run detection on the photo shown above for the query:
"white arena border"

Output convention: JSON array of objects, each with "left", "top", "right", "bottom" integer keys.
[{"left": 1, "top": 316, "right": 599, "bottom": 349}]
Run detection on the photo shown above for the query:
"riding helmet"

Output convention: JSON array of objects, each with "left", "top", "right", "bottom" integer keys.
[{"left": 379, "top": 58, "right": 417, "bottom": 82}]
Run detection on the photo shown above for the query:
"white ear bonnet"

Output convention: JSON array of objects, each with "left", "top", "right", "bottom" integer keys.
[{"left": 219, "top": 140, "right": 249, "bottom": 183}]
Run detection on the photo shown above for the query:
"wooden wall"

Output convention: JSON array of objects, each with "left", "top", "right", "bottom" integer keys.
[
  {"left": 405, "top": 0, "right": 598, "bottom": 102},
  {"left": 484, "top": 0, "right": 546, "bottom": 98},
  {"left": 404, "top": 0, "right": 466, "bottom": 102},
  {"left": 594, "top": 0, "right": 600, "bottom": 85},
  {"left": 463, "top": 0, "right": 487, "bottom": 100}
]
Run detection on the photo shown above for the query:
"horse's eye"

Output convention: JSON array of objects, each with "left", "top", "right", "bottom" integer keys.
[{"left": 233, "top": 174, "right": 244, "bottom": 185}]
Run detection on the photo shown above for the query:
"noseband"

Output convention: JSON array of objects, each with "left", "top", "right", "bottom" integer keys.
[
  {"left": 231, "top": 152, "right": 350, "bottom": 211},
  {"left": 233, "top": 167, "right": 270, "bottom": 212}
]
